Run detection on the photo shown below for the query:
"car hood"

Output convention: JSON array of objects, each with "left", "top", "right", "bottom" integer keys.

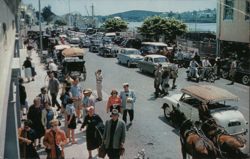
[
  {"left": 128, "top": 54, "right": 143, "bottom": 59},
  {"left": 160, "top": 62, "right": 174, "bottom": 69},
  {"left": 163, "top": 94, "right": 182, "bottom": 104},
  {"left": 211, "top": 109, "right": 248, "bottom": 135}
]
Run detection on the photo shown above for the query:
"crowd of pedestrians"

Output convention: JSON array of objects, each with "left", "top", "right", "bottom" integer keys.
[{"left": 18, "top": 38, "right": 136, "bottom": 159}]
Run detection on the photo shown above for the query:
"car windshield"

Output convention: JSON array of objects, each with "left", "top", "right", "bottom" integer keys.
[
  {"left": 154, "top": 57, "right": 167, "bottom": 63},
  {"left": 126, "top": 50, "right": 140, "bottom": 55}
]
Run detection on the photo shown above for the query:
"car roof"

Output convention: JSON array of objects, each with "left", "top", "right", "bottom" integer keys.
[
  {"left": 122, "top": 48, "right": 139, "bottom": 51},
  {"left": 181, "top": 85, "right": 239, "bottom": 103},
  {"left": 145, "top": 55, "right": 166, "bottom": 58},
  {"left": 142, "top": 42, "right": 168, "bottom": 47}
]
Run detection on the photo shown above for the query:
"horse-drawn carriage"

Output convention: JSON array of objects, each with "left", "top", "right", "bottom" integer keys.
[
  {"left": 161, "top": 85, "right": 249, "bottom": 158},
  {"left": 57, "top": 47, "right": 87, "bottom": 81}
]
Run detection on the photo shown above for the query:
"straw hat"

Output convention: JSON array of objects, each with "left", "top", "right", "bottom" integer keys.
[{"left": 83, "top": 88, "right": 92, "bottom": 94}]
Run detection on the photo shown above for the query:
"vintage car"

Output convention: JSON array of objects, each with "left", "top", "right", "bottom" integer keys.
[
  {"left": 137, "top": 55, "right": 173, "bottom": 74},
  {"left": 162, "top": 85, "right": 248, "bottom": 136},
  {"left": 89, "top": 40, "right": 102, "bottom": 53},
  {"left": 236, "top": 60, "right": 250, "bottom": 85},
  {"left": 117, "top": 48, "right": 143, "bottom": 67},
  {"left": 98, "top": 44, "right": 119, "bottom": 57},
  {"left": 140, "top": 42, "right": 173, "bottom": 56}
]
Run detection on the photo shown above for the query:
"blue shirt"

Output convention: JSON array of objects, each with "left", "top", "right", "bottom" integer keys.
[
  {"left": 70, "top": 85, "right": 82, "bottom": 97},
  {"left": 66, "top": 103, "right": 75, "bottom": 116}
]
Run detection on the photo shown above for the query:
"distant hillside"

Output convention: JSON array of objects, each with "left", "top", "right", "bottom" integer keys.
[{"left": 108, "top": 10, "right": 162, "bottom": 22}]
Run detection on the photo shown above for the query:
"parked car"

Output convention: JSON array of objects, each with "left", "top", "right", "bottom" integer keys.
[
  {"left": 120, "top": 38, "right": 142, "bottom": 49},
  {"left": 79, "top": 38, "right": 91, "bottom": 48},
  {"left": 140, "top": 42, "right": 173, "bottom": 56},
  {"left": 137, "top": 55, "right": 173, "bottom": 74},
  {"left": 99, "top": 44, "right": 119, "bottom": 57},
  {"left": 117, "top": 48, "right": 143, "bottom": 67},
  {"left": 236, "top": 60, "right": 250, "bottom": 85},
  {"left": 162, "top": 85, "right": 248, "bottom": 136},
  {"left": 69, "top": 37, "right": 80, "bottom": 47},
  {"left": 89, "top": 40, "right": 101, "bottom": 52}
]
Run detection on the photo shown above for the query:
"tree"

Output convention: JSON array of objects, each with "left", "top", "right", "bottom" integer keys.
[
  {"left": 138, "top": 16, "right": 187, "bottom": 42},
  {"left": 101, "top": 17, "right": 128, "bottom": 32},
  {"left": 41, "top": 5, "right": 55, "bottom": 23},
  {"left": 54, "top": 20, "right": 67, "bottom": 26}
]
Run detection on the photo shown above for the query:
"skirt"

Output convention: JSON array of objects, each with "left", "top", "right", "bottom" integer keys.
[
  {"left": 67, "top": 115, "right": 76, "bottom": 129},
  {"left": 24, "top": 67, "right": 32, "bottom": 78}
]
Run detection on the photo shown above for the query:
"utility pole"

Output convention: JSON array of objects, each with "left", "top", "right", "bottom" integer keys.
[
  {"left": 91, "top": 4, "right": 95, "bottom": 28},
  {"left": 68, "top": 0, "right": 71, "bottom": 26},
  {"left": 38, "top": 0, "right": 43, "bottom": 54}
]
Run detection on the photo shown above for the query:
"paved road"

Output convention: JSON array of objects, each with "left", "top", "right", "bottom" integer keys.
[{"left": 82, "top": 51, "right": 249, "bottom": 159}]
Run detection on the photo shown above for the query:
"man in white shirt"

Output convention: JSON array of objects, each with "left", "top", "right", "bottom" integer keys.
[
  {"left": 201, "top": 57, "right": 212, "bottom": 80},
  {"left": 48, "top": 59, "right": 58, "bottom": 78}
]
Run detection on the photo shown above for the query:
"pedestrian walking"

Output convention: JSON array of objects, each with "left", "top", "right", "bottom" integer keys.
[
  {"left": 48, "top": 72, "right": 61, "bottom": 111},
  {"left": 48, "top": 59, "right": 58, "bottom": 78},
  {"left": 214, "top": 57, "right": 221, "bottom": 79},
  {"left": 41, "top": 101, "right": 55, "bottom": 130},
  {"left": 103, "top": 109, "right": 126, "bottom": 159},
  {"left": 65, "top": 98, "right": 77, "bottom": 144},
  {"left": 81, "top": 89, "right": 96, "bottom": 121},
  {"left": 81, "top": 106, "right": 103, "bottom": 159},
  {"left": 19, "top": 77, "right": 28, "bottom": 116},
  {"left": 22, "top": 57, "right": 33, "bottom": 82},
  {"left": 120, "top": 83, "right": 136, "bottom": 124},
  {"left": 27, "top": 97, "right": 45, "bottom": 147},
  {"left": 154, "top": 64, "right": 163, "bottom": 98},
  {"left": 60, "top": 85, "right": 72, "bottom": 124},
  {"left": 228, "top": 57, "right": 237, "bottom": 85},
  {"left": 70, "top": 77, "right": 82, "bottom": 123},
  {"left": 43, "top": 119, "right": 67, "bottom": 159},
  {"left": 18, "top": 120, "right": 40, "bottom": 159},
  {"left": 38, "top": 87, "right": 51, "bottom": 109},
  {"left": 107, "top": 89, "right": 122, "bottom": 113},
  {"left": 95, "top": 69, "right": 103, "bottom": 101},
  {"left": 171, "top": 64, "right": 178, "bottom": 89},
  {"left": 26, "top": 43, "right": 33, "bottom": 57},
  {"left": 161, "top": 69, "right": 170, "bottom": 96}
]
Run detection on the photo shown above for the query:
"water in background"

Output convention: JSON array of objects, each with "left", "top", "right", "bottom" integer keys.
[{"left": 128, "top": 22, "right": 216, "bottom": 33}]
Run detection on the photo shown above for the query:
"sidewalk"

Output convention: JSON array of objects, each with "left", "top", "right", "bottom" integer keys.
[{"left": 19, "top": 48, "right": 96, "bottom": 159}]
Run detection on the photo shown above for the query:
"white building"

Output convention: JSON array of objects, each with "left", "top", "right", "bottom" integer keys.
[{"left": 217, "top": 0, "right": 250, "bottom": 58}]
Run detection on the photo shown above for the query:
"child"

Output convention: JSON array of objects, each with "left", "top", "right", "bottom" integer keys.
[{"left": 65, "top": 98, "right": 77, "bottom": 144}]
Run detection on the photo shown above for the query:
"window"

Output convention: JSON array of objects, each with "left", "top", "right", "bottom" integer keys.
[
  {"left": 224, "top": 0, "right": 234, "bottom": 20},
  {"left": 246, "top": 1, "right": 250, "bottom": 20}
]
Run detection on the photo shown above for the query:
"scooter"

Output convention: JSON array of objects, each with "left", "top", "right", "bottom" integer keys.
[
  {"left": 200, "top": 67, "right": 216, "bottom": 83},
  {"left": 186, "top": 67, "right": 200, "bottom": 83}
]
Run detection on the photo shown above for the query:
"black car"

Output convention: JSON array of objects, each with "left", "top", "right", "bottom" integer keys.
[
  {"left": 236, "top": 60, "right": 250, "bottom": 85},
  {"left": 89, "top": 40, "right": 101, "bottom": 53}
]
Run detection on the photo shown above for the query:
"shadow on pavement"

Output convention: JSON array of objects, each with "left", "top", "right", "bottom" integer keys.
[{"left": 158, "top": 115, "right": 179, "bottom": 136}]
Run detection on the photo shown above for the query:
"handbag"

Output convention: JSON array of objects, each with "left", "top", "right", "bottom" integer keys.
[{"left": 98, "top": 144, "right": 106, "bottom": 158}]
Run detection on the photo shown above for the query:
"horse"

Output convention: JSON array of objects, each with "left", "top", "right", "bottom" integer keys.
[
  {"left": 201, "top": 118, "right": 249, "bottom": 159},
  {"left": 180, "top": 119, "right": 218, "bottom": 159}
]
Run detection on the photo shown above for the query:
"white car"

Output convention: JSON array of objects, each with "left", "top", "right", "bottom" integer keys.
[
  {"left": 117, "top": 48, "right": 143, "bottom": 67},
  {"left": 162, "top": 85, "right": 248, "bottom": 136}
]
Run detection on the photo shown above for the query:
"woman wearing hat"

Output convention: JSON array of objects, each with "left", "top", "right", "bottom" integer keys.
[
  {"left": 81, "top": 89, "right": 95, "bottom": 120},
  {"left": 106, "top": 89, "right": 122, "bottom": 113},
  {"left": 43, "top": 119, "right": 67, "bottom": 159},
  {"left": 81, "top": 106, "right": 103, "bottom": 159}
]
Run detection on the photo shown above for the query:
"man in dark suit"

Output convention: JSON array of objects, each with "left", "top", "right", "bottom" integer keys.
[{"left": 103, "top": 109, "right": 126, "bottom": 159}]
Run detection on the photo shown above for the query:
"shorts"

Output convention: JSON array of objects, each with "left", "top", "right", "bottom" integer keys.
[{"left": 73, "top": 100, "right": 82, "bottom": 109}]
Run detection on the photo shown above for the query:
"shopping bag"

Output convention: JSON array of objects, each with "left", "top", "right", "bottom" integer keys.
[{"left": 98, "top": 144, "right": 106, "bottom": 158}]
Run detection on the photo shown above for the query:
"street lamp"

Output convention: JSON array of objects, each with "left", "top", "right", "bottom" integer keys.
[
  {"left": 38, "top": 0, "right": 43, "bottom": 54},
  {"left": 68, "top": 0, "right": 71, "bottom": 26}
]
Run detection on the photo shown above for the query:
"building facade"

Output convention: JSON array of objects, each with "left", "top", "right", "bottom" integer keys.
[
  {"left": 217, "top": 0, "right": 250, "bottom": 58},
  {"left": 0, "top": 0, "right": 20, "bottom": 158}
]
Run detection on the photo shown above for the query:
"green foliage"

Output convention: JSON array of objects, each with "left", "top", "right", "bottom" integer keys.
[
  {"left": 41, "top": 5, "right": 55, "bottom": 23},
  {"left": 138, "top": 16, "right": 187, "bottom": 42},
  {"left": 101, "top": 18, "right": 128, "bottom": 32},
  {"left": 54, "top": 20, "right": 67, "bottom": 26}
]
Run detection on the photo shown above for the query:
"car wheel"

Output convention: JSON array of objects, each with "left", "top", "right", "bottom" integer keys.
[
  {"left": 127, "top": 61, "right": 131, "bottom": 68},
  {"left": 221, "top": 69, "right": 228, "bottom": 79},
  {"left": 118, "top": 59, "right": 121, "bottom": 64},
  {"left": 163, "top": 104, "right": 171, "bottom": 119},
  {"left": 242, "top": 75, "right": 250, "bottom": 85}
]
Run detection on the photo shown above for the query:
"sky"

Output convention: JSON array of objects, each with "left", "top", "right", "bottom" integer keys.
[{"left": 22, "top": 0, "right": 217, "bottom": 16}]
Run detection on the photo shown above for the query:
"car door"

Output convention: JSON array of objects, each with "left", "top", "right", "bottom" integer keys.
[
  {"left": 148, "top": 58, "right": 156, "bottom": 74},
  {"left": 119, "top": 49, "right": 125, "bottom": 63},
  {"left": 144, "top": 57, "right": 153, "bottom": 72},
  {"left": 178, "top": 94, "right": 193, "bottom": 120},
  {"left": 139, "top": 57, "right": 148, "bottom": 71}
]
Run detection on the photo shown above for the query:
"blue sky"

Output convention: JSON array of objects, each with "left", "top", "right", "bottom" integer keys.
[{"left": 22, "top": 0, "right": 217, "bottom": 16}]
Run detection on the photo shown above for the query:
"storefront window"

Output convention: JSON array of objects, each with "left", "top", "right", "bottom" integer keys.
[{"left": 224, "top": 0, "right": 234, "bottom": 20}]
